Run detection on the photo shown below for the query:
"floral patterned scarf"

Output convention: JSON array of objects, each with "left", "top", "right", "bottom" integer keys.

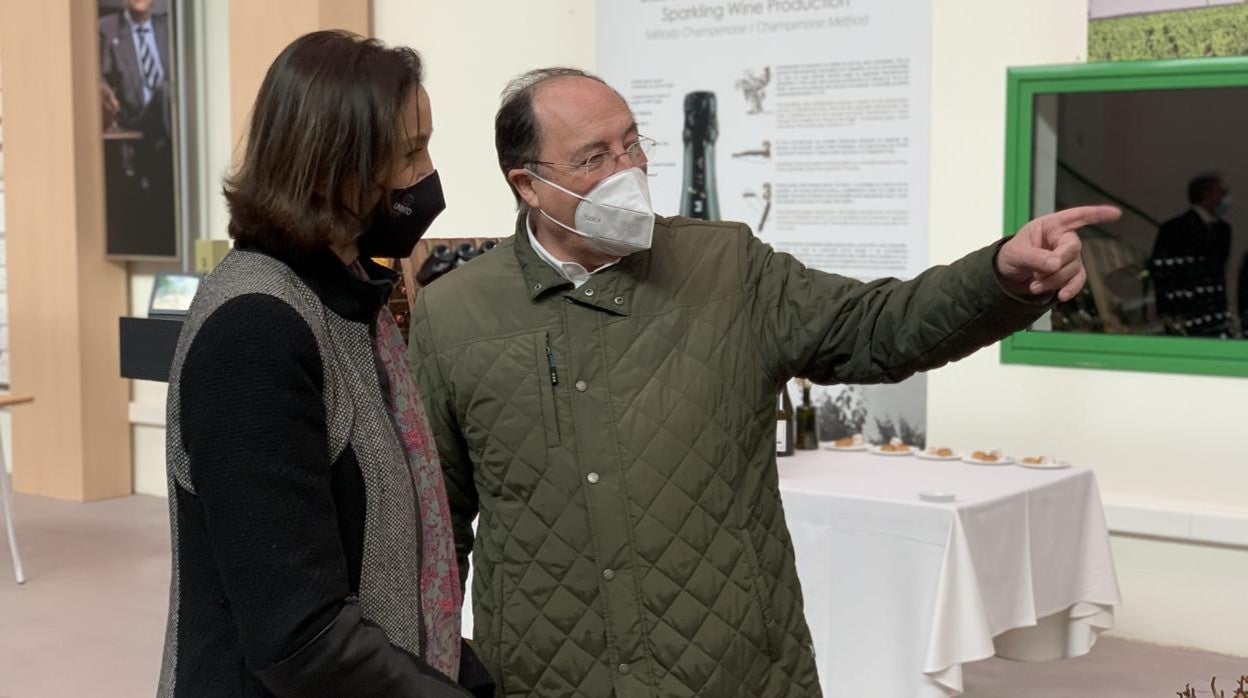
[{"left": 366, "top": 283, "right": 462, "bottom": 679}]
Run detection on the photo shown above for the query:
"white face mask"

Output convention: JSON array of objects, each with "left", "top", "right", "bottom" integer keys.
[
  {"left": 1216, "top": 195, "right": 1231, "bottom": 219},
  {"left": 528, "top": 167, "right": 656, "bottom": 258}
]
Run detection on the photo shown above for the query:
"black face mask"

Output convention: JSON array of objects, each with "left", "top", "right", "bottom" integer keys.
[{"left": 357, "top": 170, "right": 446, "bottom": 259}]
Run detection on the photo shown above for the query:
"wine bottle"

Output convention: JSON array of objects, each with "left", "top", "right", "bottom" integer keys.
[
  {"left": 454, "top": 242, "right": 480, "bottom": 268},
  {"left": 776, "top": 389, "right": 795, "bottom": 457},
  {"left": 417, "top": 244, "right": 456, "bottom": 286},
  {"left": 795, "top": 380, "right": 818, "bottom": 450},
  {"left": 679, "top": 91, "right": 720, "bottom": 221}
]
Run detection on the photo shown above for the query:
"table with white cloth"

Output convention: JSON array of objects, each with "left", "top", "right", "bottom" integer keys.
[
  {"left": 458, "top": 448, "right": 1122, "bottom": 696},
  {"left": 779, "top": 448, "right": 1122, "bottom": 697}
]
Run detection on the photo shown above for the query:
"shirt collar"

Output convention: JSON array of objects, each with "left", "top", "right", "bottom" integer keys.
[
  {"left": 525, "top": 213, "right": 618, "bottom": 289},
  {"left": 513, "top": 212, "right": 653, "bottom": 315},
  {"left": 1192, "top": 205, "right": 1220, "bottom": 225},
  {"left": 125, "top": 10, "right": 153, "bottom": 32}
]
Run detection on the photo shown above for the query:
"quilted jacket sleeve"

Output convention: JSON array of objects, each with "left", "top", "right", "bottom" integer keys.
[
  {"left": 409, "top": 293, "right": 477, "bottom": 592},
  {"left": 740, "top": 224, "right": 1051, "bottom": 386}
]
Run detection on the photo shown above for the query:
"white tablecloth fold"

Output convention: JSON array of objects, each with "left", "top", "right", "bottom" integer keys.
[{"left": 779, "top": 452, "right": 1122, "bottom": 697}]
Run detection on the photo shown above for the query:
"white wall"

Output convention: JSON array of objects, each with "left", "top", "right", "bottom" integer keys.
[
  {"left": 927, "top": 0, "right": 1247, "bottom": 656},
  {"left": 373, "top": 0, "right": 597, "bottom": 240}
]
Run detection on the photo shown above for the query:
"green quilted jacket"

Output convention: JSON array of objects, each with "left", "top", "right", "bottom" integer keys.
[{"left": 409, "top": 215, "right": 1048, "bottom": 697}]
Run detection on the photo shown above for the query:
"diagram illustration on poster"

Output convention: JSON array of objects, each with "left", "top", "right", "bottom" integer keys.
[{"left": 736, "top": 66, "right": 771, "bottom": 114}]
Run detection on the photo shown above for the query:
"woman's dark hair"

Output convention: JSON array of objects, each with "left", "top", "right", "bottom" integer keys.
[{"left": 225, "top": 30, "right": 423, "bottom": 255}]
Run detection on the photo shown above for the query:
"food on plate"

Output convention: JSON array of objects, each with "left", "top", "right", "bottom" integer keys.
[
  {"left": 834, "top": 434, "right": 865, "bottom": 448},
  {"left": 928, "top": 447, "right": 955, "bottom": 457},
  {"left": 971, "top": 450, "right": 1001, "bottom": 462},
  {"left": 880, "top": 437, "right": 911, "bottom": 453}
]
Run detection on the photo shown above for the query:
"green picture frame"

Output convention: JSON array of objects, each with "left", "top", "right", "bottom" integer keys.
[{"left": 1000, "top": 57, "right": 1248, "bottom": 378}]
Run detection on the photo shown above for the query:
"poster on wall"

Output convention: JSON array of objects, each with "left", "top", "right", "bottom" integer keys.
[
  {"left": 597, "top": 0, "right": 933, "bottom": 445},
  {"left": 98, "top": 0, "right": 181, "bottom": 260},
  {"left": 1089, "top": 0, "right": 1248, "bottom": 61}
]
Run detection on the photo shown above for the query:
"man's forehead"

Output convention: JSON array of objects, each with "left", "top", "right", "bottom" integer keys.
[{"left": 532, "top": 77, "right": 632, "bottom": 139}]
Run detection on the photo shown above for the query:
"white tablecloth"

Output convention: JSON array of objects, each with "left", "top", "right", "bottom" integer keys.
[{"left": 779, "top": 449, "right": 1122, "bottom": 697}]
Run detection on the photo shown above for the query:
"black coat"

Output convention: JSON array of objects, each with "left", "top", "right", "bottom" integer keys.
[{"left": 1148, "top": 209, "right": 1232, "bottom": 336}]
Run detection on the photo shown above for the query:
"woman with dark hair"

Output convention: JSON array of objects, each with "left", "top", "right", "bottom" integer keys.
[{"left": 158, "top": 31, "right": 484, "bottom": 697}]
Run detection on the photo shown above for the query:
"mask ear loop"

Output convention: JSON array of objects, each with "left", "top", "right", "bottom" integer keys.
[
  {"left": 525, "top": 167, "right": 589, "bottom": 237},
  {"left": 538, "top": 208, "right": 584, "bottom": 237},
  {"left": 526, "top": 167, "right": 591, "bottom": 203},
  {"left": 530, "top": 167, "right": 651, "bottom": 215}
]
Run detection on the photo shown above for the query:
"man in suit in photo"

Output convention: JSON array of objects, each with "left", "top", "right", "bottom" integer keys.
[
  {"left": 98, "top": 0, "right": 176, "bottom": 255},
  {"left": 99, "top": 0, "right": 171, "bottom": 140},
  {"left": 1148, "top": 174, "right": 1233, "bottom": 337}
]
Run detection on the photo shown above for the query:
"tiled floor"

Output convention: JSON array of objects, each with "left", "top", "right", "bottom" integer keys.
[{"left": 0, "top": 494, "right": 1244, "bottom": 697}]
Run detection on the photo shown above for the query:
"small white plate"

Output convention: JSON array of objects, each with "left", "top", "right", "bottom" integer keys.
[
  {"left": 868, "top": 445, "right": 918, "bottom": 457},
  {"left": 915, "top": 450, "right": 961, "bottom": 461},
  {"left": 823, "top": 443, "right": 868, "bottom": 452},
  {"left": 962, "top": 454, "right": 1014, "bottom": 466},
  {"left": 1017, "top": 459, "right": 1071, "bottom": 470},
  {"left": 919, "top": 491, "right": 957, "bottom": 503}
]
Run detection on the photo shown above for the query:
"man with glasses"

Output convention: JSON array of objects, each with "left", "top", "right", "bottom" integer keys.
[{"left": 408, "top": 67, "right": 1119, "bottom": 697}]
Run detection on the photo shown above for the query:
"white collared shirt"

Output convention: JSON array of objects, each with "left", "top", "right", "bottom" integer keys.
[
  {"left": 526, "top": 215, "right": 618, "bottom": 289},
  {"left": 1192, "top": 205, "right": 1218, "bottom": 226},
  {"left": 124, "top": 10, "right": 164, "bottom": 106}
]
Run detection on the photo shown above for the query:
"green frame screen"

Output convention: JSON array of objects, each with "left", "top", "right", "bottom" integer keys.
[{"left": 1000, "top": 57, "right": 1248, "bottom": 378}]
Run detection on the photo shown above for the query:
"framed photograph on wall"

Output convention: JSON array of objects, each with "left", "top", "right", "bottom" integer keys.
[{"left": 98, "top": 0, "right": 183, "bottom": 260}]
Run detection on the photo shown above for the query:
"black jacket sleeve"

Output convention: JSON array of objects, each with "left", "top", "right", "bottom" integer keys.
[{"left": 179, "top": 293, "right": 468, "bottom": 697}]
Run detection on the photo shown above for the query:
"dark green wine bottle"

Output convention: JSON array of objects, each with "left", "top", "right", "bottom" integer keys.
[{"left": 795, "top": 383, "right": 818, "bottom": 451}]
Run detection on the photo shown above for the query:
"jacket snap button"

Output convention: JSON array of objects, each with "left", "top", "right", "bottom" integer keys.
[
  {"left": 575, "top": 380, "right": 588, "bottom": 392},
  {"left": 614, "top": 296, "right": 624, "bottom": 305},
  {"left": 618, "top": 663, "right": 630, "bottom": 675},
  {"left": 587, "top": 472, "right": 600, "bottom": 484},
  {"left": 584, "top": 288, "right": 595, "bottom": 297},
  {"left": 602, "top": 569, "right": 615, "bottom": 581}
]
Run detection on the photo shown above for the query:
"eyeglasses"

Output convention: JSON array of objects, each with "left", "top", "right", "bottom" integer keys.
[{"left": 528, "top": 136, "right": 657, "bottom": 177}]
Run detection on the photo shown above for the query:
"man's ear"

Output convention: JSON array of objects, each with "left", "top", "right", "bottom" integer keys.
[{"left": 509, "top": 168, "right": 541, "bottom": 210}]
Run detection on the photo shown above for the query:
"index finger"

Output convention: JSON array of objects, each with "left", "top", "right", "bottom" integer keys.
[{"left": 1053, "top": 205, "right": 1122, "bottom": 231}]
